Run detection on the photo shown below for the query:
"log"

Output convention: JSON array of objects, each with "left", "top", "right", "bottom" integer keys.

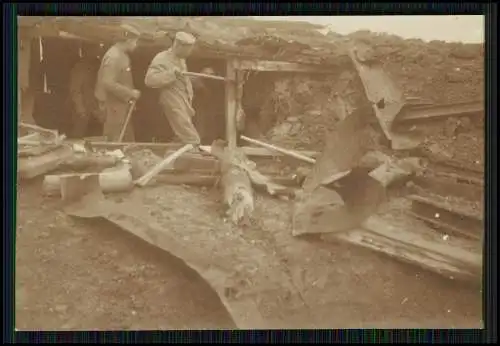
[
  {"left": 59, "top": 154, "right": 120, "bottom": 171},
  {"left": 212, "top": 142, "right": 254, "bottom": 225},
  {"left": 203, "top": 141, "right": 294, "bottom": 199},
  {"left": 17, "top": 145, "right": 75, "bottom": 179}
]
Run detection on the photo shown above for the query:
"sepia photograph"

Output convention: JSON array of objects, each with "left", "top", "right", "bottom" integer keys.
[{"left": 16, "top": 15, "right": 485, "bottom": 330}]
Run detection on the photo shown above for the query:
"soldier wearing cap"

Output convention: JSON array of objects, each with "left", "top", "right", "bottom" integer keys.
[
  {"left": 144, "top": 31, "right": 201, "bottom": 145},
  {"left": 95, "top": 23, "right": 142, "bottom": 141}
]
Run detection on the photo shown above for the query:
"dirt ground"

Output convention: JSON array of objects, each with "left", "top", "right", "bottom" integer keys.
[{"left": 16, "top": 178, "right": 483, "bottom": 330}]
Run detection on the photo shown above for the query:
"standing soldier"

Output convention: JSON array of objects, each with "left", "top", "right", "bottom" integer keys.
[
  {"left": 95, "top": 24, "right": 141, "bottom": 141},
  {"left": 144, "top": 32, "right": 201, "bottom": 146}
]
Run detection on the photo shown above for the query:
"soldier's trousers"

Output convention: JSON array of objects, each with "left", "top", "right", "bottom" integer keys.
[
  {"left": 159, "top": 90, "right": 200, "bottom": 145},
  {"left": 100, "top": 100, "right": 135, "bottom": 142}
]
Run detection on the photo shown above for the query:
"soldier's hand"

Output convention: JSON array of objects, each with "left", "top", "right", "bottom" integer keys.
[
  {"left": 174, "top": 69, "right": 184, "bottom": 78},
  {"left": 130, "top": 89, "right": 141, "bottom": 101}
]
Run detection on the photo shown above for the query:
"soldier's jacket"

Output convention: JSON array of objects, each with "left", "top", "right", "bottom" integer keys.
[
  {"left": 94, "top": 44, "right": 135, "bottom": 104},
  {"left": 144, "top": 49, "right": 194, "bottom": 115},
  {"left": 144, "top": 49, "right": 199, "bottom": 144}
]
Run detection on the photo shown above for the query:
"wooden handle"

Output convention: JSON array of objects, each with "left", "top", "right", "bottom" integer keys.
[
  {"left": 182, "top": 71, "right": 227, "bottom": 81},
  {"left": 240, "top": 135, "right": 316, "bottom": 164},
  {"left": 134, "top": 144, "right": 194, "bottom": 187},
  {"left": 117, "top": 100, "right": 137, "bottom": 143}
]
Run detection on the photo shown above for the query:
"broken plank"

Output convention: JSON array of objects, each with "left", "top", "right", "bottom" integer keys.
[
  {"left": 408, "top": 194, "right": 483, "bottom": 221},
  {"left": 361, "top": 215, "right": 482, "bottom": 269},
  {"left": 409, "top": 198, "right": 483, "bottom": 238},
  {"left": 238, "top": 60, "right": 325, "bottom": 73},
  {"left": 398, "top": 100, "right": 484, "bottom": 122},
  {"left": 407, "top": 210, "right": 481, "bottom": 242},
  {"left": 336, "top": 228, "right": 480, "bottom": 282}
]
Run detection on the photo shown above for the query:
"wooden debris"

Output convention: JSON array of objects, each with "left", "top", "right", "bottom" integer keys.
[
  {"left": 368, "top": 157, "right": 423, "bottom": 188},
  {"left": 86, "top": 141, "right": 320, "bottom": 159},
  {"left": 99, "top": 165, "right": 134, "bottom": 193},
  {"left": 334, "top": 216, "right": 482, "bottom": 282},
  {"left": 18, "top": 145, "right": 74, "bottom": 179},
  {"left": 205, "top": 141, "right": 294, "bottom": 199},
  {"left": 240, "top": 135, "right": 316, "bottom": 164},
  {"left": 135, "top": 144, "right": 194, "bottom": 187},
  {"left": 59, "top": 173, "right": 101, "bottom": 203},
  {"left": 45, "top": 166, "right": 134, "bottom": 200},
  {"left": 59, "top": 154, "right": 120, "bottom": 171}
]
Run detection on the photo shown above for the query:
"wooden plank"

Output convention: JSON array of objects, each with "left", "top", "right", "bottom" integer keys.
[
  {"left": 336, "top": 227, "right": 480, "bottom": 282},
  {"left": 225, "top": 59, "right": 238, "bottom": 149},
  {"left": 240, "top": 135, "right": 316, "bottom": 164},
  {"left": 362, "top": 215, "right": 482, "bottom": 267},
  {"left": 399, "top": 100, "right": 484, "bottom": 122},
  {"left": 408, "top": 194, "right": 483, "bottom": 221},
  {"left": 238, "top": 60, "right": 325, "bottom": 73}
]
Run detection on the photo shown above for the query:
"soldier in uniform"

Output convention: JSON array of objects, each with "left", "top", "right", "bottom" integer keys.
[
  {"left": 95, "top": 24, "right": 141, "bottom": 141},
  {"left": 144, "top": 32, "right": 201, "bottom": 146}
]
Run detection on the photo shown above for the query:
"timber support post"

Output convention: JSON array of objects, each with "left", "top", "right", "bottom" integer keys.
[{"left": 225, "top": 59, "right": 238, "bottom": 149}]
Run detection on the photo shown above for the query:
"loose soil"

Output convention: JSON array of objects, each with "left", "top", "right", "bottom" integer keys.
[{"left": 16, "top": 179, "right": 482, "bottom": 330}]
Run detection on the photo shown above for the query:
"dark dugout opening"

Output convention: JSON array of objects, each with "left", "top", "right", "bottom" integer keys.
[
  {"left": 30, "top": 36, "right": 227, "bottom": 145},
  {"left": 31, "top": 37, "right": 104, "bottom": 138}
]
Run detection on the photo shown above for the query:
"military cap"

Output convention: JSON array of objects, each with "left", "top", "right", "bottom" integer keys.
[
  {"left": 175, "top": 31, "right": 196, "bottom": 45},
  {"left": 120, "top": 23, "right": 141, "bottom": 39}
]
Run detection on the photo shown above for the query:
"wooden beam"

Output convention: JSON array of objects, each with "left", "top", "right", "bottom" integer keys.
[
  {"left": 240, "top": 135, "right": 316, "bottom": 164},
  {"left": 238, "top": 60, "right": 325, "bottom": 73},
  {"left": 225, "top": 59, "right": 238, "bottom": 149}
]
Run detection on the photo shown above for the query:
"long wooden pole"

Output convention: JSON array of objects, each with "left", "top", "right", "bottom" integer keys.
[{"left": 240, "top": 135, "right": 316, "bottom": 164}]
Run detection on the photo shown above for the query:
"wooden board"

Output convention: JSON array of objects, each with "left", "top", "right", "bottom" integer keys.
[{"left": 333, "top": 214, "right": 482, "bottom": 282}]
